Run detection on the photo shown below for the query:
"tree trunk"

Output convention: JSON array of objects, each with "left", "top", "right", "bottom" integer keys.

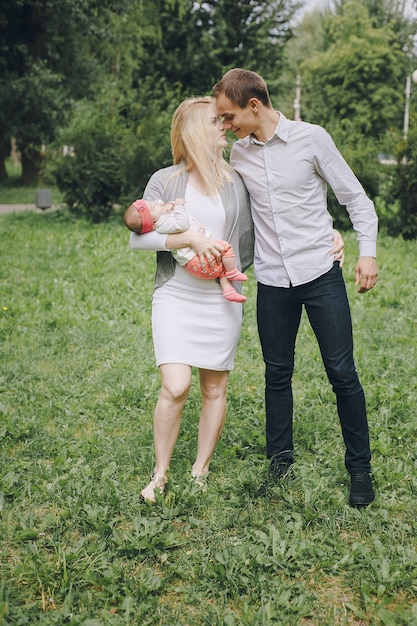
[
  {"left": 0, "top": 159, "right": 8, "bottom": 181},
  {"left": 0, "top": 138, "right": 9, "bottom": 181},
  {"left": 21, "top": 147, "right": 43, "bottom": 185}
]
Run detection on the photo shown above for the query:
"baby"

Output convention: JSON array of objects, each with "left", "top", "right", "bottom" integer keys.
[{"left": 129, "top": 197, "right": 247, "bottom": 303}]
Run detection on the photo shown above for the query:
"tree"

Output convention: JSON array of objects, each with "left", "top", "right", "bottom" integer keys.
[
  {"left": 0, "top": 0, "right": 129, "bottom": 184},
  {"left": 44, "top": 0, "right": 302, "bottom": 219},
  {"left": 282, "top": 0, "right": 415, "bottom": 227},
  {"left": 301, "top": 1, "right": 405, "bottom": 137},
  {"left": 128, "top": 0, "right": 300, "bottom": 101},
  {"left": 391, "top": 98, "right": 417, "bottom": 239},
  {"left": 87, "top": 0, "right": 302, "bottom": 200}
]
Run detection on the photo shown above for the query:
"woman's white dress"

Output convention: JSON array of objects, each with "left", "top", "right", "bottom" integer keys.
[{"left": 152, "top": 185, "right": 243, "bottom": 370}]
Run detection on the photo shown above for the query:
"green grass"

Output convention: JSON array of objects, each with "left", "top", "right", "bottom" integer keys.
[
  {"left": 1, "top": 209, "right": 417, "bottom": 625},
  {"left": 0, "top": 159, "right": 63, "bottom": 205}
]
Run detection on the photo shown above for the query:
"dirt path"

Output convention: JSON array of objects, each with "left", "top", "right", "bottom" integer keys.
[{"left": 0, "top": 204, "right": 37, "bottom": 214}]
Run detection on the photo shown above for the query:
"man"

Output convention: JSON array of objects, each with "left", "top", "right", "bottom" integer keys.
[{"left": 213, "top": 68, "right": 378, "bottom": 507}]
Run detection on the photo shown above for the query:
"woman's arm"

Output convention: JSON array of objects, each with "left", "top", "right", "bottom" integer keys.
[{"left": 129, "top": 231, "right": 168, "bottom": 251}]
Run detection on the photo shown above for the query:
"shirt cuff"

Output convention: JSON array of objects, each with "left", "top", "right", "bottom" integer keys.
[{"left": 358, "top": 241, "right": 377, "bottom": 258}]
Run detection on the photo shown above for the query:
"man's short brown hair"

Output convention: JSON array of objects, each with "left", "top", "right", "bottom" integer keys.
[{"left": 213, "top": 68, "right": 272, "bottom": 109}]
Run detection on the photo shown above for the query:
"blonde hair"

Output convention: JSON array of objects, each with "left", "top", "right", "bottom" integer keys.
[{"left": 171, "top": 96, "right": 232, "bottom": 196}]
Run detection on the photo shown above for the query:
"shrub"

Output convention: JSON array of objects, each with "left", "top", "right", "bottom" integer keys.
[
  {"left": 324, "top": 120, "right": 386, "bottom": 230},
  {"left": 390, "top": 127, "right": 417, "bottom": 240},
  {"left": 49, "top": 102, "right": 124, "bottom": 222},
  {"left": 120, "top": 107, "right": 173, "bottom": 203}
]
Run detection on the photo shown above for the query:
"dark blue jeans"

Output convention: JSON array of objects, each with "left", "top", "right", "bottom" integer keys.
[{"left": 256, "top": 262, "right": 371, "bottom": 474}]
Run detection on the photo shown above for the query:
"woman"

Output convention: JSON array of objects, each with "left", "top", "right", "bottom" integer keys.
[{"left": 124, "top": 96, "right": 254, "bottom": 502}]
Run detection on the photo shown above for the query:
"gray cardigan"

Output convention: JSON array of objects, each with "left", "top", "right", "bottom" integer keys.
[{"left": 138, "top": 164, "right": 254, "bottom": 289}]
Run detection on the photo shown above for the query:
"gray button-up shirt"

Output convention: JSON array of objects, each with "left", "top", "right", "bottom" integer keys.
[{"left": 230, "top": 112, "right": 378, "bottom": 288}]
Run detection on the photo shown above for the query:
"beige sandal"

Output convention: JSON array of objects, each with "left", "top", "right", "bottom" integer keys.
[
  {"left": 141, "top": 473, "right": 167, "bottom": 503},
  {"left": 191, "top": 471, "right": 209, "bottom": 492}
]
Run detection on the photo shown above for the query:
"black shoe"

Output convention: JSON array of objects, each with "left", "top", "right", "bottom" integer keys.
[
  {"left": 269, "top": 461, "right": 295, "bottom": 483},
  {"left": 349, "top": 472, "right": 375, "bottom": 507},
  {"left": 255, "top": 461, "right": 294, "bottom": 497}
]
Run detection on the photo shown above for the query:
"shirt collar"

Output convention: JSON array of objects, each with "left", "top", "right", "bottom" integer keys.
[{"left": 249, "top": 111, "right": 289, "bottom": 145}]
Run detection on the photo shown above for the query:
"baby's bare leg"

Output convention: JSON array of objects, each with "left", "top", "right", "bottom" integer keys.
[{"left": 219, "top": 242, "right": 247, "bottom": 282}]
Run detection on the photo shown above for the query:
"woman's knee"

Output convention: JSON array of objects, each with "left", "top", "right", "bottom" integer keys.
[
  {"left": 202, "top": 385, "right": 227, "bottom": 404},
  {"left": 159, "top": 365, "right": 192, "bottom": 403},
  {"left": 161, "top": 380, "right": 190, "bottom": 403},
  {"left": 199, "top": 370, "right": 229, "bottom": 402}
]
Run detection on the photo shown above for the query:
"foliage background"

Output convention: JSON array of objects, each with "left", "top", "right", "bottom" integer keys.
[{"left": 1, "top": 0, "right": 417, "bottom": 236}]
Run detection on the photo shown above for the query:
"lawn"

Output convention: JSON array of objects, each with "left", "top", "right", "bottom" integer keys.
[
  {"left": 0, "top": 160, "right": 63, "bottom": 205},
  {"left": 1, "top": 209, "right": 416, "bottom": 625}
]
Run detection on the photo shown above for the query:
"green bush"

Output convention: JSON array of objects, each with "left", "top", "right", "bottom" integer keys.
[
  {"left": 390, "top": 128, "right": 417, "bottom": 239},
  {"left": 47, "top": 89, "right": 177, "bottom": 218},
  {"left": 49, "top": 102, "right": 124, "bottom": 222},
  {"left": 325, "top": 120, "right": 386, "bottom": 230},
  {"left": 121, "top": 107, "right": 173, "bottom": 203}
]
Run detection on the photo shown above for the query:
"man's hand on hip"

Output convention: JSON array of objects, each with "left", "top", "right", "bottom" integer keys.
[{"left": 355, "top": 257, "right": 378, "bottom": 293}]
